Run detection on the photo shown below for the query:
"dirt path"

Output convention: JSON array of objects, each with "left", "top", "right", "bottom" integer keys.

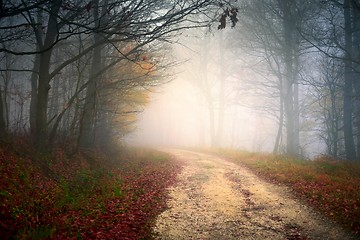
[{"left": 153, "top": 149, "right": 356, "bottom": 240}]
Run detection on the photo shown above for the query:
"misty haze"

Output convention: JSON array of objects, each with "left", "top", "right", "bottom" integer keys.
[{"left": 0, "top": 0, "right": 359, "bottom": 239}]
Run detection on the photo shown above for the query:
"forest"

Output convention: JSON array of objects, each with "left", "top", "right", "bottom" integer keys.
[
  {"left": 0, "top": 0, "right": 360, "bottom": 239},
  {"left": 1, "top": 0, "right": 360, "bottom": 159}
]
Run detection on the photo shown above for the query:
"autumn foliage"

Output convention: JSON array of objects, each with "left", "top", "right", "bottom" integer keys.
[
  {"left": 215, "top": 149, "right": 360, "bottom": 236},
  {"left": 0, "top": 140, "right": 182, "bottom": 239}
]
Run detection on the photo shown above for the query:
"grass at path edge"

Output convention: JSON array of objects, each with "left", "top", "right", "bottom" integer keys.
[{"left": 204, "top": 148, "right": 360, "bottom": 236}]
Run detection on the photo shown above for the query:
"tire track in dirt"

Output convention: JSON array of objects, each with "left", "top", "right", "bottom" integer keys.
[{"left": 153, "top": 149, "right": 355, "bottom": 240}]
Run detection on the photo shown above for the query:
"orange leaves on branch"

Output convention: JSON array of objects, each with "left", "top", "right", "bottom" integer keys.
[{"left": 133, "top": 55, "right": 156, "bottom": 73}]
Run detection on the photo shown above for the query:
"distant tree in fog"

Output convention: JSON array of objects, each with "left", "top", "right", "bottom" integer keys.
[
  {"left": 233, "top": 0, "right": 319, "bottom": 157},
  {"left": 181, "top": 28, "right": 236, "bottom": 148},
  {"left": 298, "top": 0, "right": 360, "bottom": 160}
]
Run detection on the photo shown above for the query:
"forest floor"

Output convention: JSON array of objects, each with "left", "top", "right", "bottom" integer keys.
[
  {"left": 153, "top": 149, "right": 356, "bottom": 240},
  {"left": 0, "top": 144, "right": 182, "bottom": 239}
]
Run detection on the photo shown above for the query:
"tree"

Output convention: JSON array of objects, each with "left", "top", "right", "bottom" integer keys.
[
  {"left": 343, "top": 0, "right": 357, "bottom": 159},
  {"left": 352, "top": 0, "right": 360, "bottom": 160},
  {"left": 180, "top": 28, "right": 236, "bottom": 147},
  {"left": 0, "top": 85, "right": 5, "bottom": 139},
  {"left": 233, "top": 0, "right": 313, "bottom": 156},
  {"left": 33, "top": 0, "right": 62, "bottom": 151},
  {"left": 309, "top": 55, "right": 344, "bottom": 158},
  {"left": 296, "top": 0, "right": 360, "bottom": 160},
  {"left": 78, "top": 0, "right": 107, "bottom": 148}
]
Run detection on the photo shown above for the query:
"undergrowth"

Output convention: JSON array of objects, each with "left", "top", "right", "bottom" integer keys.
[{"left": 0, "top": 139, "right": 182, "bottom": 239}]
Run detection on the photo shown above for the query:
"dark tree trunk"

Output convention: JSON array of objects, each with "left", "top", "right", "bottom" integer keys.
[
  {"left": 30, "top": 9, "right": 42, "bottom": 138},
  {"left": 35, "top": 52, "right": 52, "bottom": 150},
  {"left": 353, "top": 80, "right": 360, "bottom": 160},
  {"left": 293, "top": 53, "right": 300, "bottom": 156},
  {"left": 30, "top": 53, "right": 40, "bottom": 138},
  {"left": 281, "top": 0, "right": 298, "bottom": 156},
  {"left": 79, "top": 0, "right": 103, "bottom": 148},
  {"left": 34, "top": 0, "right": 62, "bottom": 151},
  {"left": 0, "top": 87, "right": 6, "bottom": 139},
  {"left": 331, "top": 84, "right": 339, "bottom": 158},
  {"left": 343, "top": 0, "right": 356, "bottom": 160},
  {"left": 351, "top": 0, "right": 360, "bottom": 161}
]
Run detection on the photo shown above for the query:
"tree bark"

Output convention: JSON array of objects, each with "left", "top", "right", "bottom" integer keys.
[
  {"left": 30, "top": 9, "right": 43, "bottom": 138},
  {"left": 79, "top": 0, "right": 103, "bottom": 148},
  {"left": 281, "top": 0, "right": 298, "bottom": 156},
  {"left": 30, "top": 53, "right": 40, "bottom": 137},
  {"left": 331, "top": 85, "right": 339, "bottom": 158},
  {"left": 343, "top": 0, "right": 356, "bottom": 160},
  {"left": 34, "top": 0, "right": 62, "bottom": 151},
  {"left": 351, "top": 0, "right": 360, "bottom": 160},
  {"left": 293, "top": 52, "right": 300, "bottom": 156},
  {"left": 0, "top": 86, "right": 6, "bottom": 139}
]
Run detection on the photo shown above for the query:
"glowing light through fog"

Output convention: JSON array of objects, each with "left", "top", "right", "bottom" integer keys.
[
  {"left": 128, "top": 72, "right": 277, "bottom": 152},
  {"left": 127, "top": 29, "right": 324, "bottom": 157}
]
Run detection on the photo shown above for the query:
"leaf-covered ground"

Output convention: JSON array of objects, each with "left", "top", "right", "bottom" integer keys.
[
  {"left": 0, "top": 140, "right": 182, "bottom": 239},
  {"left": 213, "top": 149, "right": 360, "bottom": 236}
]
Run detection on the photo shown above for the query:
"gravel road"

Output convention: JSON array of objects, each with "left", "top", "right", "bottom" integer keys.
[{"left": 153, "top": 149, "right": 356, "bottom": 240}]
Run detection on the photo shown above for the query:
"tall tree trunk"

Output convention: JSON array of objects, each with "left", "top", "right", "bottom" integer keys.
[
  {"left": 281, "top": 0, "right": 297, "bottom": 156},
  {"left": 34, "top": 0, "right": 62, "bottom": 151},
  {"left": 353, "top": 80, "right": 360, "bottom": 160},
  {"left": 35, "top": 52, "right": 52, "bottom": 150},
  {"left": 293, "top": 52, "right": 300, "bottom": 156},
  {"left": 273, "top": 77, "right": 284, "bottom": 153},
  {"left": 79, "top": 0, "right": 102, "bottom": 148},
  {"left": 30, "top": 9, "right": 42, "bottom": 138},
  {"left": 48, "top": 48, "right": 61, "bottom": 124},
  {"left": 351, "top": 0, "right": 360, "bottom": 161},
  {"left": 30, "top": 53, "right": 40, "bottom": 137},
  {"left": 199, "top": 33, "right": 215, "bottom": 147},
  {"left": 216, "top": 30, "right": 225, "bottom": 147},
  {"left": 331, "top": 86, "right": 339, "bottom": 158},
  {"left": 0, "top": 87, "right": 6, "bottom": 139},
  {"left": 3, "top": 51, "right": 11, "bottom": 130},
  {"left": 78, "top": 51, "right": 100, "bottom": 148},
  {"left": 343, "top": 0, "right": 356, "bottom": 160}
]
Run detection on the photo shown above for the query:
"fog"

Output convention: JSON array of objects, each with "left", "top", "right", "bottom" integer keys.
[
  {"left": 124, "top": 31, "right": 277, "bottom": 153},
  {"left": 124, "top": 27, "right": 326, "bottom": 157},
  {"left": 129, "top": 78, "right": 272, "bottom": 150},
  {"left": 0, "top": 0, "right": 355, "bottom": 161}
]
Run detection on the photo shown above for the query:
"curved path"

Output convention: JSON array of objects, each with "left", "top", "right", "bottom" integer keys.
[{"left": 153, "top": 149, "right": 355, "bottom": 240}]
